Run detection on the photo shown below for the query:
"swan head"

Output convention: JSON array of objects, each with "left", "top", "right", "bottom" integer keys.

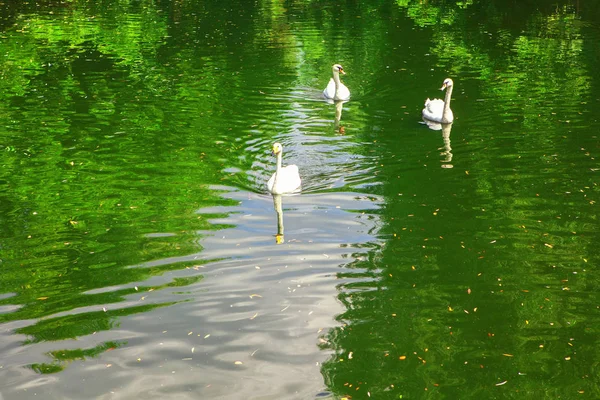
[
  {"left": 440, "top": 78, "right": 453, "bottom": 90},
  {"left": 271, "top": 142, "right": 283, "bottom": 156},
  {"left": 332, "top": 64, "right": 346, "bottom": 75}
]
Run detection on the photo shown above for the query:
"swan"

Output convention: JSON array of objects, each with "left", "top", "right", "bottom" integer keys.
[
  {"left": 422, "top": 78, "right": 454, "bottom": 124},
  {"left": 267, "top": 142, "right": 301, "bottom": 195},
  {"left": 323, "top": 64, "right": 350, "bottom": 101}
]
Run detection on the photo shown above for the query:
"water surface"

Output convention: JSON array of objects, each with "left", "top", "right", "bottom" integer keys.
[{"left": 1, "top": 0, "right": 600, "bottom": 399}]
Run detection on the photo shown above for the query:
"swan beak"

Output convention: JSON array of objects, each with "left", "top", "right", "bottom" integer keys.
[
  {"left": 339, "top": 68, "right": 346, "bottom": 75},
  {"left": 440, "top": 83, "right": 447, "bottom": 90}
]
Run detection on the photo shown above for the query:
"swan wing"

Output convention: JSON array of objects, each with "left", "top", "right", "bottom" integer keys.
[
  {"left": 268, "top": 165, "right": 302, "bottom": 194},
  {"left": 425, "top": 98, "right": 444, "bottom": 114},
  {"left": 422, "top": 98, "right": 445, "bottom": 122},
  {"left": 336, "top": 83, "right": 351, "bottom": 101},
  {"left": 323, "top": 78, "right": 336, "bottom": 99},
  {"left": 280, "top": 165, "right": 302, "bottom": 193}
]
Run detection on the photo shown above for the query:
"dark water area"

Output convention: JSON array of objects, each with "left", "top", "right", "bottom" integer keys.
[{"left": 1, "top": 0, "right": 600, "bottom": 398}]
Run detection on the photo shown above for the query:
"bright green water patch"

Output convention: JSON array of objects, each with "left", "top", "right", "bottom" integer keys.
[{"left": 1, "top": 0, "right": 599, "bottom": 399}]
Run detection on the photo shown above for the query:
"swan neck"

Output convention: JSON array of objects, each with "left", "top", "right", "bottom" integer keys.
[
  {"left": 443, "top": 85, "right": 453, "bottom": 120},
  {"left": 276, "top": 152, "right": 282, "bottom": 171},
  {"left": 333, "top": 71, "right": 341, "bottom": 86},
  {"left": 274, "top": 152, "right": 282, "bottom": 187},
  {"left": 333, "top": 71, "right": 342, "bottom": 98}
]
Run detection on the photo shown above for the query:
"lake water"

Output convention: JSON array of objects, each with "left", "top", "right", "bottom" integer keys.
[{"left": 1, "top": 0, "right": 600, "bottom": 398}]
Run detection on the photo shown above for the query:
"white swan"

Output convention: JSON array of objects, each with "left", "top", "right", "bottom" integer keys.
[
  {"left": 267, "top": 142, "right": 301, "bottom": 195},
  {"left": 422, "top": 78, "right": 454, "bottom": 124},
  {"left": 323, "top": 64, "right": 350, "bottom": 101}
]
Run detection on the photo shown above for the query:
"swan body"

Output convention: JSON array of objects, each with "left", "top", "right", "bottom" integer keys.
[
  {"left": 323, "top": 64, "right": 350, "bottom": 101},
  {"left": 422, "top": 78, "right": 454, "bottom": 124},
  {"left": 267, "top": 142, "right": 301, "bottom": 195}
]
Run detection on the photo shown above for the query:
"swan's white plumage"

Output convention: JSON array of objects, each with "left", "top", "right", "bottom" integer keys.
[
  {"left": 323, "top": 64, "right": 350, "bottom": 101},
  {"left": 267, "top": 143, "right": 301, "bottom": 195},
  {"left": 422, "top": 78, "right": 454, "bottom": 124}
]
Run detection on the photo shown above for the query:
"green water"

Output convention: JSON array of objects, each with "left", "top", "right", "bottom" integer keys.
[{"left": 1, "top": 0, "right": 600, "bottom": 398}]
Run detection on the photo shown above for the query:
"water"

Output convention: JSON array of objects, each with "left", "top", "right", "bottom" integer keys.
[{"left": 1, "top": 0, "right": 600, "bottom": 398}]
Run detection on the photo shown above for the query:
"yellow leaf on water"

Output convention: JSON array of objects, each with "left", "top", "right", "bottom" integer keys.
[
  {"left": 249, "top": 294, "right": 262, "bottom": 298},
  {"left": 234, "top": 361, "right": 243, "bottom": 365},
  {"left": 399, "top": 355, "right": 407, "bottom": 360},
  {"left": 502, "top": 354, "right": 513, "bottom": 357},
  {"left": 37, "top": 297, "right": 48, "bottom": 300}
]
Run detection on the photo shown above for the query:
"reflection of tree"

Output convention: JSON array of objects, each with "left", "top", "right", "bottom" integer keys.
[
  {"left": 0, "top": 0, "right": 240, "bottom": 374},
  {"left": 30, "top": 341, "right": 125, "bottom": 374},
  {"left": 0, "top": 0, "right": 599, "bottom": 393},
  {"left": 318, "top": 1, "right": 600, "bottom": 399}
]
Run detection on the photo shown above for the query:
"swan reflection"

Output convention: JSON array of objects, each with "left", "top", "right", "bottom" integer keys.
[
  {"left": 272, "top": 194, "right": 285, "bottom": 244},
  {"left": 423, "top": 119, "right": 453, "bottom": 168},
  {"left": 334, "top": 100, "right": 345, "bottom": 133}
]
